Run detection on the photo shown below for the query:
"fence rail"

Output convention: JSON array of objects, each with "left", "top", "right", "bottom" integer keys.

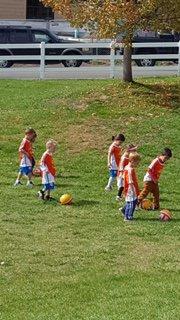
[{"left": 0, "top": 41, "right": 180, "bottom": 79}]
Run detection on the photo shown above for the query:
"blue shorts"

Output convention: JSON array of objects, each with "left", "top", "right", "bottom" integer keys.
[
  {"left": 109, "top": 169, "right": 118, "bottom": 178},
  {"left": 19, "top": 166, "right": 32, "bottom": 176},
  {"left": 43, "top": 182, "right": 55, "bottom": 191}
]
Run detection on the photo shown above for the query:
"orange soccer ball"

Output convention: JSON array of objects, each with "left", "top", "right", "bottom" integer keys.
[
  {"left": 141, "top": 199, "right": 153, "bottom": 210},
  {"left": 159, "top": 209, "right": 172, "bottom": 221},
  {"left": 60, "top": 194, "right": 73, "bottom": 205}
]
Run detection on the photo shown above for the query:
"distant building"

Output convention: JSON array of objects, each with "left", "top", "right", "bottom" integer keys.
[{"left": 0, "top": 0, "right": 61, "bottom": 20}]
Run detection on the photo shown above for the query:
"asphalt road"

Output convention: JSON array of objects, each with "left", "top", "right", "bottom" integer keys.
[{"left": 0, "top": 65, "right": 178, "bottom": 80}]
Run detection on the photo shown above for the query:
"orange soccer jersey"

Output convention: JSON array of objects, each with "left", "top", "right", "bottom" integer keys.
[
  {"left": 145, "top": 157, "right": 164, "bottom": 182},
  {"left": 19, "top": 138, "right": 33, "bottom": 160},
  {"left": 109, "top": 143, "right": 122, "bottom": 169},
  {"left": 41, "top": 152, "right": 56, "bottom": 177},
  {"left": 119, "top": 154, "right": 129, "bottom": 173},
  {"left": 124, "top": 164, "right": 140, "bottom": 198}
]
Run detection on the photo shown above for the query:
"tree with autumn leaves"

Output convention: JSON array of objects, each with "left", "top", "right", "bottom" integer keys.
[{"left": 42, "top": 0, "right": 180, "bottom": 82}]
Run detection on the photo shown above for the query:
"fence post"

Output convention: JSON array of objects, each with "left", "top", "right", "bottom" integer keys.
[
  {"left": 178, "top": 40, "right": 180, "bottom": 76},
  {"left": 40, "top": 42, "right": 45, "bottom": 80},
  {"left": 110, "top": 47, "right": 115, "bottom": 79}
]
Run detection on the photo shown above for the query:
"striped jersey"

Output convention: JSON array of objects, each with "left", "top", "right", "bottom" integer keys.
[
  {"left": 144, "top": 157, "right": 164, "bottom": 183},
  {"left": 108, "top": 142, "right": 122, "bottom": 170},
  {"left": 19, "top": 137, "right": 34, "bottom": 167},
  {"left": 124, "top": 164, "right": 140, "bottom": 201}
]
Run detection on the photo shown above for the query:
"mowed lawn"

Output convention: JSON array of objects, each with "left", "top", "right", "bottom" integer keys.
[{"left": 0, "top": 78, "right": 180, "bottom": 320}]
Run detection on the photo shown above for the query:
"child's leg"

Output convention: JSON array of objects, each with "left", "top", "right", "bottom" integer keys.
[
  {"left": 14, "top": 169, "right": 23, "bottom": 185},
  {"left": 26, "top": 168, "right": 34, "bottom": 187},
  {"left": 151, "top": 182, "right": 160, "bottom": 209},
  {"left": 16, "top": 171, "right": 23, "bottom": 182},
  {"left": 138, "top": 182, "right": 151, "bottom": 204},
  {"left": 124, "top": 199, "right": 137, "bottom": 220},
  {"left": 105, "top": 170, "right": 117, "bottom": 190},
  {"left": 118, "top": 187, "right": 124, "bottom": 197},
  {"left": 117, "top": 175, "right": 124, "bottom": 197}
]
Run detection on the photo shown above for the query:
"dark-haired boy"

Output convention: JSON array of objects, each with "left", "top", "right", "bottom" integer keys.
[{"left": 138, "top": 148, "right": 172, "bottom": 210}]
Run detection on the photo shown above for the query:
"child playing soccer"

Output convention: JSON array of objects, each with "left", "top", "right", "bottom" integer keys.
[
  {"left": 116, "top": 144, "right": 137, "bottom": 201},
  {"left": 38, "top": 139, "right": 57, "bottom": 201},
  {"left": 121, "top": 152, "right": 140, "bottom": 221},
  {"left": 138, "top": 148, "right": 172, "bottom": 210},
  {"left": 14, "top": 128, "right": 37, "bottom": 187},
  {"left": 105, "top": 133, "right": 125, "bottom": 191}
]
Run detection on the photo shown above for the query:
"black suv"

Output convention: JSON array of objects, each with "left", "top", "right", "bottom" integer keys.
[
  {"left": 0, "top": 26, "right": 91, "bottom": 68},
  {"left": 95, "top": 32, "right": 179, "bottom": 67}
]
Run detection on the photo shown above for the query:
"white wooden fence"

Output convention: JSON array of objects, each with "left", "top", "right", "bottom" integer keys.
[{"left": 0, "top": 41, "right": 180, "bottom": 79}]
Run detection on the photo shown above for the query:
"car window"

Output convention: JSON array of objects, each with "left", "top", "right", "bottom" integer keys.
[
  {"left": 0, "top": 29, "right": 7, "bottom": 43},
  {"left": 9, "top": 30, "right": 29, "bottom": 43},
  {"left": 32, "top": 31, "right": 52, "bottom": 43}
]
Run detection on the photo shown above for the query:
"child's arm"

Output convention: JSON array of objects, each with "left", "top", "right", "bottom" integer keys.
[{"left": 107, "top": 148, "right": 112, "bottom": 168}]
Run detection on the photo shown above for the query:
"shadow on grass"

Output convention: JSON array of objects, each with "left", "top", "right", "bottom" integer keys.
[
  {"left": 133, "top": 81, "right": 180, "bottom": 110},
  {"left": 57, "top": 174, "right": 80, "bottom": 179},
  {"left": 73, "top": 199, "right": 100, "bottom": 207}
]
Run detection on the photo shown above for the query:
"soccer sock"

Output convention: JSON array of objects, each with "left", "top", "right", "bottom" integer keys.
[
  {"left": 107, "top": 176, "right": 114, "bottom": 188},
  {"left": 118, "top": 187, "right": 124, "bottom": 197}
]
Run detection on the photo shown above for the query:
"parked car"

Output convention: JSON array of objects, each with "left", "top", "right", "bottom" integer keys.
[
  {"left": 0, "top": 26, "right": 92, "bottom": 68},
  {"left": 95, "top": 32, "right": 180, "bottom": 67}
]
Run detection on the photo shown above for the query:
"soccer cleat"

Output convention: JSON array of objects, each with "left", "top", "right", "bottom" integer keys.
[
  {"left": 14, "top": 180, "right": 23, "bottom": 187},
  {"left": 116, "top": 196, "right": 122, "bottom": 202},
  {"left": 27, "top": 181, "right": 34, "bottom": 188},
  {"left": 124, "top": 218, "right": 133, "bottom": 222},
  {"left": 38, "top": 190, "right": 45, "bottom": 200},
  {"left": 105, "top": 185, "right": 112, "bottom": 192}
]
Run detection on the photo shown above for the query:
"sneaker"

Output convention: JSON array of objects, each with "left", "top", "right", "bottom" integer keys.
[
  {"left": 105, "top": 185, "right": 112, "bottom": 192},
  {"left": 116, "top": 196, "right": 122, "bottom": 202},
  {"left": 14, "top": 180, "right": 23, "bottom": 187},
  {"left": 45, "top": 195, "right": 55, "bottom": 201},
  {"left": 27, "top": 181, "right": 34, "bottom": 188},
  {"left": 38, "top": 190, "right": 45, "bottom": 200},
  {"left": 124, "top": 218, "right": 133, "bottom": 222}
]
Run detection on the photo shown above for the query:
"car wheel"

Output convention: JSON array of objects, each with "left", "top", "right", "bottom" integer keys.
[
  {"left": 62, "top": 58, "right": 82, "bottom": 68},
  {"left": 136, "top": 58, "right": 156, "bottom": 67},
  {"left": 0, "top": 59, "right": 13, "bottom": 68}
]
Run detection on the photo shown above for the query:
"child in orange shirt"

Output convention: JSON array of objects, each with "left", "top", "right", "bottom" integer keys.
[
  {"left": 105, "top": 133, "right": 125, "bottom": 191},
  {"left": 14, "top": 128, "right": 37, "bottom": 187},
  {"left": 38, "top": 139, "right": 57, "bottom": 201},
  {"left": 121, "top": 152, "right": 140, "bottom": 221},
  {"left": 138, "top": 148, "right": 172, "bottom": 210},
  {"left": 117, "top": 144, "right": 137, "bottom": 201}
]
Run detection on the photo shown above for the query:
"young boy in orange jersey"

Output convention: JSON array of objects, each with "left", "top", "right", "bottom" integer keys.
[
  {"left": 116, "top": 144, "right": 137, "bottom": 201},
  {"left": 14, "top": 128, "right": 37, "bottom": 187},
  {"left": 138, "top": 148, "right": 172, "bottom": 210},
  {"left": 105, "top": 133, "right": 125, "bottom": 191},
  {"left": 38, "top": 139, "right": 57, "bottom": 201},
  {"left": 121, "top": 152, "right": 141, "bottom": 221}
]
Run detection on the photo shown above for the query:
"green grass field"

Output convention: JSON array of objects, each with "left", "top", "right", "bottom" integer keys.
[{"left": 0, "top": 77, "right": 180, "bottom": 320}]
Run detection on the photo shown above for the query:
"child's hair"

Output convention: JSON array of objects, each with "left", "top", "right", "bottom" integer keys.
[
  {"left": 162, "top": 148, "right": 172, "bottom": 158},
  {"left": 46, "top": 139, "right": 57, "bottom": 150},
  {"left": 129, "top": 152, "right": 141, "bottom": 162},
  {"left": 25, "top": 128, "right": 36, "bottom": 136},
  {"left": 112, "top": 133, "right": 125, "bottom": 142},
  {"left": 127, "top": 144, "right": 137, "bottom": 152}
]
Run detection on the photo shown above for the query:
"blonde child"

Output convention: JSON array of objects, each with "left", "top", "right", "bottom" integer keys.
[
  {"left": 138, "top": 148, "right": 172, "bottom": 210},
  {"left": 105, "top": 133, "right": 125, "bottom": 191},
  {"left": 38, "top": 139, "right": 57, "bottom": 201},
  {"left": 14, "top": 128, "right": 37, "bottom": 187},
  {"left": 116, "top": 144, "right": 137, "bottom": 201},
  {"left": 121, "top": 152, "right": 141, "bottom": 221}
]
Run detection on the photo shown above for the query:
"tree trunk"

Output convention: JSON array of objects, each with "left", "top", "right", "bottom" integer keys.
[{"left": 123, "top": 44, "right": 133, "bottom": 82}]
